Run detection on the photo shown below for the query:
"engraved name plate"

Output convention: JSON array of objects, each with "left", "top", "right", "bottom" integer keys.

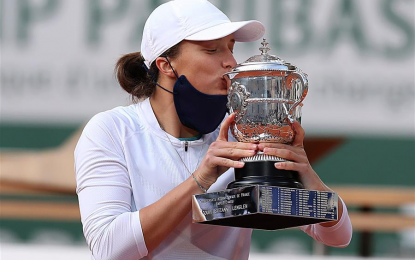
[{"left": 192, "top": 185, "right": 338, "bottom": 230}]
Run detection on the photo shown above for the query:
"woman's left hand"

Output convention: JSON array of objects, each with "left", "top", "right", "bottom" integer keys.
[{"left": 258, "top": 121, "right": 330, "bottom": 192}]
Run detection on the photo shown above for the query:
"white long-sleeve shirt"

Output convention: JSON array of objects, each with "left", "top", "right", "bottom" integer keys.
[{"left": 75, "top": 98, "right": 352, "bottom": 260}]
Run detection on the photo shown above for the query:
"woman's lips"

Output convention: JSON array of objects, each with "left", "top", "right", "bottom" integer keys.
[{"left": 222, "top": 77, "right": 231, "bottom": 90}]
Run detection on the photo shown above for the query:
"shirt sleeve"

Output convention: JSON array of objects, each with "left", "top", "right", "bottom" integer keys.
[
  {"left": 75, "top": 113, "right": 148, "bottom": 260},
  {"left": 299, "top": 197, "right": 353, "bottom": 247}
]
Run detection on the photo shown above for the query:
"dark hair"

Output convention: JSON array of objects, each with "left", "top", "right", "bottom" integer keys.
[{"left": 115, "top": 43, "right": 181, "bottom": 102}]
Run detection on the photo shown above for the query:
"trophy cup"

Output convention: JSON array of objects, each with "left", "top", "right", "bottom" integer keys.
[
  {"left": 192, "top": 39, "right": 338, "bottom": 230},
  {"left": 226, "top": 39, "right": 307, "bottom": 189}
]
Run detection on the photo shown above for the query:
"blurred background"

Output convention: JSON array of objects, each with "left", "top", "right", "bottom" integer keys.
[{"left": 0, "top": 0, "right": 414, "bottom": 259}]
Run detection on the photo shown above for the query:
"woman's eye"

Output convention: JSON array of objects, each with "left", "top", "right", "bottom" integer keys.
[{"left": 207, "top": 49, "right": 217, "bottom": 53}]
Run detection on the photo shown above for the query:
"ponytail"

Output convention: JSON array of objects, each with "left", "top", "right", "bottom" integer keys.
[
  {"left": 115, "top": 52, "right": 155, "bottom": 102},
  {"left": 115, "top": 43, "right": 182, "bottom": 102}
]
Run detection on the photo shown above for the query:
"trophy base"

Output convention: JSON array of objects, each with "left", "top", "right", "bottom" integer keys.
[
  {"left": 192, "top": 185, "right": 338, "bottom": 230},
  {"left": 227, "top": 161, "right": 304, "bottom": 189}
]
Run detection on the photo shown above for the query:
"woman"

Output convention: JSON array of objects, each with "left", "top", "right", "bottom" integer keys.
[{"left": 75, "top": 0, "right": 352, "bottom": 259}]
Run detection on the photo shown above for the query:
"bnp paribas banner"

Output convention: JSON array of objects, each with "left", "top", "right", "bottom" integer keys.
[{"left": 1, "top": 0, "right": 414, "bottom": 137}]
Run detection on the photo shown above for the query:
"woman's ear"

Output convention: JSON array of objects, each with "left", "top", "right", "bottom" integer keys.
[{"left": 155, "top": 57, "right": 177, "bottom": 78}]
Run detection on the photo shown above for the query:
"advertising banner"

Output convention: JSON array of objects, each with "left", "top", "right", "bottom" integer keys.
[{"left": 1, "top": 0, "right": 414, "bottom": 136}]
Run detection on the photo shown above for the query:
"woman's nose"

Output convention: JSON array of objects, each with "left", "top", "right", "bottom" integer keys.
[{"left": 223, "top": 51, "right": 237, "bottom": 70}]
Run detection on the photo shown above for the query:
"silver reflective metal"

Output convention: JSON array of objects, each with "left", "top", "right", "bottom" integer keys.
[{"left": 225, "top": 39, "right": 308, "bottom": 149}]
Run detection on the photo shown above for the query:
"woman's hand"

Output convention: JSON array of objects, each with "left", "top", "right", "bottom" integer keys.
[
  {"left": 258, "top": 121, "right": 345, "bottom": 227},
  {"left": 258, "top": 121, "right": 330, "bottom": 192},
  {"left": 194, "top": 113, "right": 258, "bottom": 189}
]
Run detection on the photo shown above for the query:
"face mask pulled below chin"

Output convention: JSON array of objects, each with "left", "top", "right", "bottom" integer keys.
[{"left": 173, "top": 75, "right": 228, "bottom": 134}]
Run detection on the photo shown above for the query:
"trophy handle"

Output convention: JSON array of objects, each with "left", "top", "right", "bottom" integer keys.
[
  {"left": 286, "top": 71, "right": 308, "bottom": 123},
  {"left": 227, "top": 82, "right": 250, "bottom": 124}
]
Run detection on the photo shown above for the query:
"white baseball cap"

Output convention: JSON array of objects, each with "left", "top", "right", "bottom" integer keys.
[{"left": 141, "top": 0, "right": 265, "bottom": 68}]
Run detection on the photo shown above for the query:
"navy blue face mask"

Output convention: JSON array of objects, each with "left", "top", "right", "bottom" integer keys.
[
  {"left": 145, "top": 58, "right": 228, "bottom": 134},
  {"left": 172, "top": 74, "right": 228, "bottom": 134}
]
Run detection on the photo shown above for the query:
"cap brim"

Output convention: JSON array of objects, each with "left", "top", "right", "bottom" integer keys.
[{"left": 185, "top": 20, "right": 265, "bottom": 42}]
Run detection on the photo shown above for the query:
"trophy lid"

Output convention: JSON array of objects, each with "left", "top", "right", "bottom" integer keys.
[{"left": 226, "top": 39, "right": 297, "bottom": 78}]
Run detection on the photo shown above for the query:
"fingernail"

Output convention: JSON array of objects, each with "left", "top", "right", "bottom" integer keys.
[
  {"left": 275, "top": 162, "right": 282, "bottom": 168},
  {"left": 238, "top": 161, "right": 245, "bottom": 167}
]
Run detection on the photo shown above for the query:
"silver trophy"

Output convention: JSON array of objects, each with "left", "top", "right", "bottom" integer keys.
[
  {"left": 225, "top": 39, "right": 308, "bottom": 189},
  {"left": 192, "top": 39, "right": 338, "bottom": 230}
]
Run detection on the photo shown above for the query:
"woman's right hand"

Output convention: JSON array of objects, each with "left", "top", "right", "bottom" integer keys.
[{"left": 194, "top": 113, "right": 258, "bottom": 189}]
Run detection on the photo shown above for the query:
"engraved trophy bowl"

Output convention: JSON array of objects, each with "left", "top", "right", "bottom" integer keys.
[{"left": 225, "top": 39, "right": 308, "bottom": 189}]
